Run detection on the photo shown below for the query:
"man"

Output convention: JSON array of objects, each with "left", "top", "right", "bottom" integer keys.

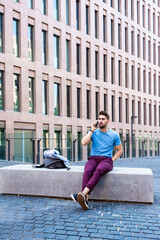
[{"left": 71, "top": 110, "right": 123, "bottom": 210}]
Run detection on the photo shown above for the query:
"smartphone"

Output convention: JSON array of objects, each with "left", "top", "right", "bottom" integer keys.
[{"left": 95, "top": 121, "right": 99, "bottom": 127}]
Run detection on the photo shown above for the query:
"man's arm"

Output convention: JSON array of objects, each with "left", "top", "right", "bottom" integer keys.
[
  {"left": 81, "top": 123, "right": 97, "bottom": 146},
  {"left": 112, "top": 144, "right": 123, "bottom": 162}
]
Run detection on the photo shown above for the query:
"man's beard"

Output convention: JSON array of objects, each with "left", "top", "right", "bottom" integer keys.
[{"left": 99, "top": 123, "right": 107, "bottom": 129}]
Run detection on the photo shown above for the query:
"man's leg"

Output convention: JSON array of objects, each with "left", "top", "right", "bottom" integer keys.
[{"left": 85, "top": 157, "right": 113, "bottom": 193}]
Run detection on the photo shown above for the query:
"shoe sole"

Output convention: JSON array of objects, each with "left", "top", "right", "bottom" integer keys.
[
  {"left": 71, "top": 194, "right": 77, "bottom": 202},
  {"left": 77, "top": 193, "right": 88, "bottom": 210}
]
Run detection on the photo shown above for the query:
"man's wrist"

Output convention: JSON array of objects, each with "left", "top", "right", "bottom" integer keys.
[{"left": 90, "top": 129, "right": 94, "bottom": 133}]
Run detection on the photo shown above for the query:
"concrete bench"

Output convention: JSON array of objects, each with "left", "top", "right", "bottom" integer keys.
[{"left": 0, "top": 165, "right": 153, "bottom": 203}]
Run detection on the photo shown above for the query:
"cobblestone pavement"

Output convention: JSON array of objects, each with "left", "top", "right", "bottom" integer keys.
[{"left": 0, "top": 157, "right": 160, "bottom": 240}]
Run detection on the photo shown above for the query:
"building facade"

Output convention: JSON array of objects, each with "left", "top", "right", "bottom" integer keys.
[{"left": 0, "top": 0, "right": 160, "bottom": 161}]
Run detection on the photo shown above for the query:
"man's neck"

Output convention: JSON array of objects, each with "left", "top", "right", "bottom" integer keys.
[{"left": 99, "top": 127, "right": 109, "bottom": 133}]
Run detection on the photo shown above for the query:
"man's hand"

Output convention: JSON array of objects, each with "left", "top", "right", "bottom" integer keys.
[{"left": 91, "top": 121, "right": 99, "bottom": 132}]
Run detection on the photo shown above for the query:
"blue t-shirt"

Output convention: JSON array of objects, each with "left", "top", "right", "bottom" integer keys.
[{"left": 90, "top": 129, "right": 121, "bottom": 158}]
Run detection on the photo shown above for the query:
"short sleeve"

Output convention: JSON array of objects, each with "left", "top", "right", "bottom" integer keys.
[{"left": 114, "top": 134, "right": 121, "bottom": 146}]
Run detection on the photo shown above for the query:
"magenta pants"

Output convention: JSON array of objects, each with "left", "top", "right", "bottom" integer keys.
[{"left": 82, "top": 156, "right": 113, "bottom": 192}]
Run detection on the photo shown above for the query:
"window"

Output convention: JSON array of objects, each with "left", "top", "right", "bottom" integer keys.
[
  {"left": 143, "top": 69, "right": 146, "bottom": 93},
  {"left": 95, "top": 51, "right": 98, "bottom": 80},
  {"left": 66, "top": 85, "right": 71, "bottom": 117},
  {"left": 111, "top": 19, "right": 114, "bottom": 46},
  {"left": 142, "top": 4, "right": 145, "bottom": 27},
  {"left": 77, "top": 131, "right": 82, "bottom": 161},
  {"left": 111, "top": 0, "right": 114, "bottom": 8},
  {"left": 29, "top": 77, "right": 34, "bottom": 113},
  {"left": 53, "top": 0, "right": 59, "bottom": 21},
  {"left": 42, "top": 30, "right": 47, "bottom": 65},
  {"left": 131, "top": 65, "right": 135, "bottom": 89},
  {"left": 86, "top": 5, "right": 89, "bottom": 34},
  {"left": 0, "top": 13, "right": 3, "bottom": 53},
  {"left": 154, "top": 104, "right": 157, "bottom": 126},
  {"left": 131, "top": 30, "right": 134, "bottom": 55},
  {"left": 54, "top": 35, "right": 59, "bottom": 69},
  {"left": 118, "top": 0, "right": 121, "bottom": 12},
  {"left": 54, "top": 83, "right": 60, "bottom": 116},
  {"left": 86, "top": 89, "right": 90, "bottom": 119},
  {"left": 118, "top": 59, "right": 122, "bottom": 86},
  {"left": 76, "top": 43, "right": 80, "bottom": 74},
  {"left": 86, "top": 47, "right": 90, "bottom": 77},
  {"left": 124, "top": 0, "right": 128, "bottom": 16},
  {"left": 13, "top": 19, "right": 19, "bottom": 57},
  {"left": 144, "top": 102, "right": 146, "bottom": 125},
  {"left": 154, "top": 73, "right": 156, "bottom": 96},
  {"left": 158, "top": 45, "right": 160, "bottom": 66},
  {"left": 95, "top": 92, "right": 99, "bottom": 120},
  {"left": 42, "top": 80, "right": 47, "bottom": 115},
  {"left": 66, "top": 39, "right": 70, "bottom": 72},
  {"left": 0, "top": 71, "right": 4, "bottom": 110},
  {"left": 111, "top": 56, "right": 114, "bottom": 84},
  {"left": 28, "top": 25, "right": 34, "bottom": 61},
  {"left": 119, "top": 96, "right": 122, "bottom": 122},
  {"left": 153, "top": 42, "right": 156, "bottom": 65},
  {"left": 104, "top": 94, "right": 107, "bottom": 112},
  {"left": 158, "top": 15, "right": 160, "bottom": 37},
  {"left": 103, "top": 15, "right": 106, "bottom": 42},
  {"left": 137, "top": 67, "right": 140, "bottom": 91},
  {"left": 159, "top": 76, "right": 160, "bottom": 97},
  {"left": 132, "top": 99, "right": 135, "bottom": 116},
  {"left": 149, "top": 103, "right": 152, "bottom": 125},
  {"left": 143, "top": 36, "right": 146, "bottom": 60},
  {"left": 118, "top": 23, "right": 121, "bottom": 49},
  {"left": 148, "top": 8, "right": 151, "bottom": 31},
  {"left": 54, "top": 130, "right": 62, "bottom": 154},
  {"left": 76, "top": 0, "right": 80, "bottom": 30},
  {"left": 28, "top": 0, "right": 33, "bottom": 9},
  {"left": 148, "top": 39, "right": 151, "bottom": 62},
  {"left": 77, "top": 87, "right": 81, "bottom": 118},
  {"left": 42, "top": 0, "right": 46, "bottom": 15},
  {"left": 66, "top": 0, "right": 69, "bottom": 25},
  {"left": 125, "top": 62, "right": 128, "bottom": 88},
  {"left": 148, "top": 71, "right": 151, "bottom": 94},
  {"left": 125, "top": 98, "right": 129, "bottom": 123},
  {"left": 103, "top": 54, "right": 107, "bottom": 82},
  {"left": 95, "top": 10, "right": 98, "bottom": 39},
  {"left": 137, "top": 33, "right": 140, "bottom": 57},
  {"left": 125, "top": 26, "right": 128, "bottom": 52},
  {"left": 153, "top": 12, "right": 155, "bottom": 34},
  {"left": 159, "top": 106, "right": 160, "bottom": 126},
  {"left": 67, "top": 130, "right": 72, "bottom": 161},
  {"left": 111, "top": 95, "right": 115, "bottom": 122},
  {"left": 137, "top": 0, "right": 140, "bottom": 24},
  {"left": 138, "top": 100, "right": 141, "bottom": 124},
  {"left": 13, "top": 74, "right": 20, "bottom": 112},
  {"left": 131, "top": 0, "right": 134, "bottom": 20}
]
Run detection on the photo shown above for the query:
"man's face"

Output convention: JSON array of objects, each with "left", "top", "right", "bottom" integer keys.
[{"left": 98, "top": 115, "right": 109, "bottom": 129}]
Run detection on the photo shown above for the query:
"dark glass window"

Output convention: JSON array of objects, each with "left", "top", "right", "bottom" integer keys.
[
  {"left": 66, "top": 40, "right": 70, "bottom": 72},
  {"left": 54, "top": 83, "right": 60, "bottom": 116},
  {"left": 77, "top": 88, "right": 81, "bottom": 118},
  {"left": 111, "top": 19, "right": 114, "bottom": 46},
  {"left": 104, "top": 94, "right": 107, "bottom": 112},
  {"left": 66, "top": 0, "right": 69, "bottom": 25},
  {"left": 95, "top": 92, "right": 99, "bottom": 120},
  {"left": 111, "top": 95, "right": 114, "bottom": 122},
  {"left": 54, "top": 130, "right": 62, "bottom": 154},
  {"left": 103, "top": 54, "right": 106, "bottom": 82},
  {"left": 95, "top": 51, "right": 98, "bottom": 80},
  {"left": 42, "top": 0, "right": 46, "bottom": 15},
  {"left": 42, "top": 80, "right": 47, "bottom": 115},
  {"left": 66, "top": 85, "right": 71, "bottom": 117},
  {"left": 76, "top": 44, "right": 80, "bottom": 74},
  {"left": 86, "top": 47, "right": 89, "bottom": 77},
  {"left": 13, "top": 19, "right": 19, "bottom": 57},
  {"left": 14, "top": 74, "right": 20, "bottom": 112},
  {"left": 28, "top": 0, "right": 33, "bottom": 9},
  {"left": 95, "top": 10, "right": 98, "bottom": 38},
  {"left": 42, "top": 30, "right": 47, "bottom": 65},
  {"left": 76, "top": 0, "right": 79, "bottom": 30},
  {"left": 28, "top": 25, "right": 34, "bottom": 61},
  {"left": 0, "top": 70, "right": 4, "bottom": 110},
  {"left": 118, "top": 60, "right": 121, "bottom": 86},
  {"left": 125, "top": 27, "right": 128, "bottom": 52},
  {"left": 54, "top": 35, "right": 60, "bottom": 69},
  {"left": 111, "top": 57, "right": 114, "bottom": 84},
  {"left": 103, "top": 15, "right": 106, "bottom": 42},
  {"left": 0, "top": 13, "right": 3, "bottom": 53},
  {"left": 125, "top": 62, "right": 128, "bottom": 88},
  {"left": 67, "top": 130, "right": 72, "bottom": 160},
  {"left": 86, "top": 89, "right": 90, "bottom": 119},
  {"left": 118, "top": 23, "right": 121, "bottom": 49},
  {"left": 86, "top": 5, "right": 89, "bottom": 34},
  {"left": 53, "top": 0, "right": 59, "bottom": 21},
  {"left": 77, "top": 131, "right": 82, "bottom": 161},
  {"left": 29, "top": 77, "right": 34, "bottom": 113},
  {"left": 119, "top": 97, "right": 122, "bottom": 122}
]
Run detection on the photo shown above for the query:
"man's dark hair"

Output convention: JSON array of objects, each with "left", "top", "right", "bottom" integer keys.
[{"left": 98, "top": 110, "right": 110, "bottom": 120}]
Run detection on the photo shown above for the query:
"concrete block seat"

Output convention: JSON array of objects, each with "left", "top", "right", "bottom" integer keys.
[{"left": 0, "top": 165, "right": 153, "bottom": 203}]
